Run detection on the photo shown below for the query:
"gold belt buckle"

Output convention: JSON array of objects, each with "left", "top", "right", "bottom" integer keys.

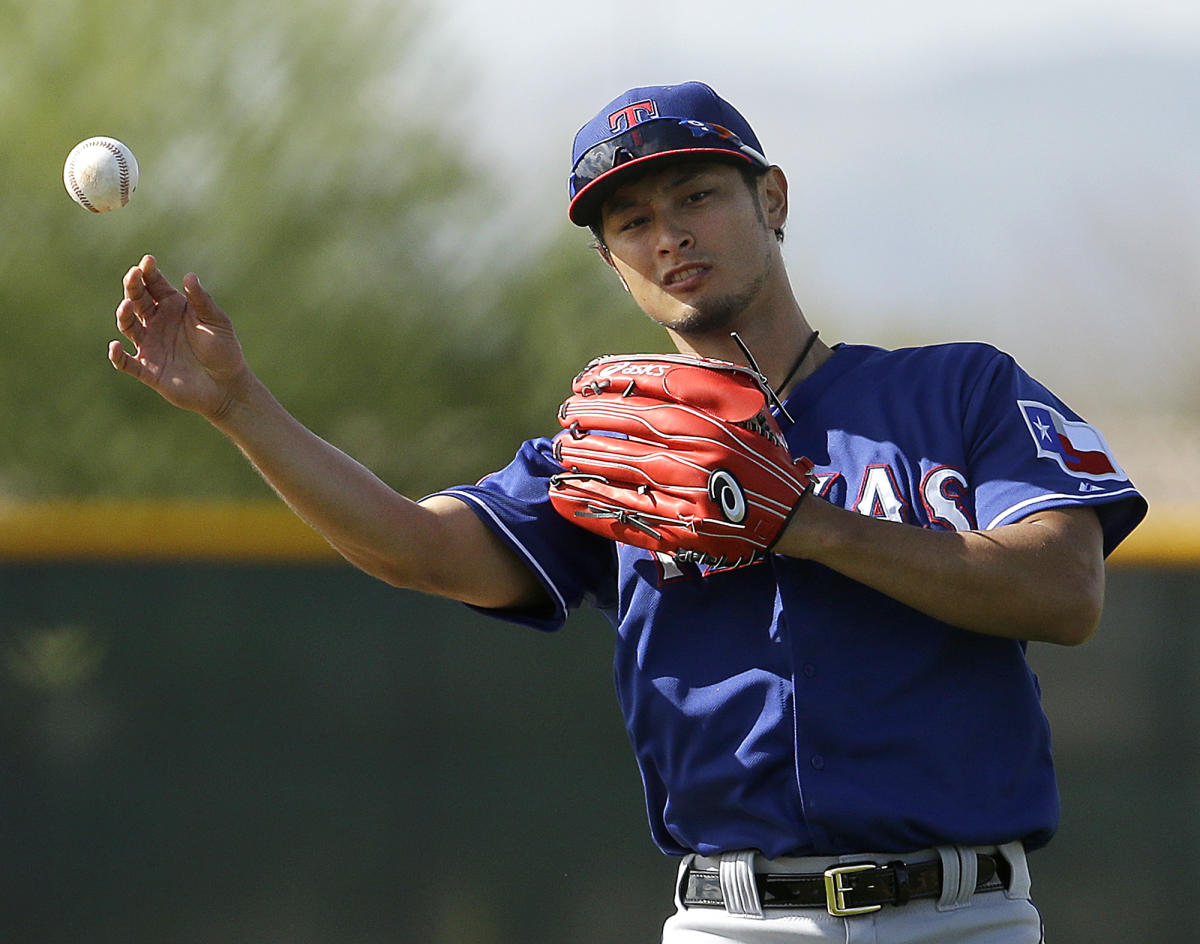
[{"left": 823, "top": 863, "right": 883, "bottom": 917}]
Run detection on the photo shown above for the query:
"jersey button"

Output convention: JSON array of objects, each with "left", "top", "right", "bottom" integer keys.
[
  {"left": 802, "top": 663, "right": 817, "bottom": 678},
  {"left": 811, "top": 754, "right": 825, "bottom": 770}
]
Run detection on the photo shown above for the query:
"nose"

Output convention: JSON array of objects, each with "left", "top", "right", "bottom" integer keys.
[{"left": 655, "top": 216, "right": 693, "bottom": 255}]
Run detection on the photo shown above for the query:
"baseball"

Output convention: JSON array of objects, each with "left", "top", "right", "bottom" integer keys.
[{"left": 63, "top": 137, "right": 139, "bottom": 212}]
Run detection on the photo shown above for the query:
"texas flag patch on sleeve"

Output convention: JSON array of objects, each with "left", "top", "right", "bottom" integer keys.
[{"left": 1018, "top": 400, "right": 1126, "bottom": 482}]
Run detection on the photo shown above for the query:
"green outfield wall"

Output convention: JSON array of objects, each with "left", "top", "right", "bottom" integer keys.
[{"left": 1, "top": 503, "right": 1195, "bottom": 944}]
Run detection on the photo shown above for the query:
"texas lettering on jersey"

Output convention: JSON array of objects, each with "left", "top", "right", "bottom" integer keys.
[
  {"left": 808, "top": 466, "right": 974, "bottom": 529},
  {"left": 650, "top": 391, "right": 1132, "bottom": 583},
  {"left": 651, "top": 462, "right": 976, "bottom": 582}
]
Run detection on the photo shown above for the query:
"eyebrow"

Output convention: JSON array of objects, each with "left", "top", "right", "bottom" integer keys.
[{"left": 603, "top": 167, "right": 713, "bottom": 217}]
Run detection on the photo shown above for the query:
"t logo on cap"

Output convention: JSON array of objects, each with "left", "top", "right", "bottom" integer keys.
[{"left": 609, "top": 100, "right": 658, "bottom": 133}]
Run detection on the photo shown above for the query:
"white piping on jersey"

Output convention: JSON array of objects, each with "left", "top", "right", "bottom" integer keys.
[
  {"left": 985, "top": 485, "right": 1141, "bottom": 531},
  {"left": 437, "top": 488, "right": 569, "bottom": 616}
]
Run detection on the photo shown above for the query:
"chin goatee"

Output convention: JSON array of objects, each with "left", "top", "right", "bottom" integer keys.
[{"left": 662, "top": 276, "right": 768, "bottom": 337}]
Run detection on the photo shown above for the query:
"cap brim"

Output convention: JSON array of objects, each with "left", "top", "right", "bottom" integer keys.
[{"left": 568, "top": 148, "right": 760, "bottom": 227}]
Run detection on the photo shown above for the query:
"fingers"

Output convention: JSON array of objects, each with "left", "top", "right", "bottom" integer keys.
[
  {"left": 122, "top": 255, "right": 199, "bottom": 330},
  {"left": 138, "top": 254, "right": 180, "bottom": 303},
  {"left": 182, "top": 271, "right": 231, "bottom": 328},
  {"left": 182, "top": 272, "right": 207, "bottom": 309},
  {"left": 107, "top": 338, "right": 143, "bottom": 381},
  {"left": 114, "top": 256, "right": 159, "bottom": 370},
  {"left": 122, "top": 264, "right": 156, "bottom": 327},
  {"left": 115, "top": 297, "right": 144, "bottom": 344},
  {"left": 122, "top": 264, "right": 144, "bottom": 303}
]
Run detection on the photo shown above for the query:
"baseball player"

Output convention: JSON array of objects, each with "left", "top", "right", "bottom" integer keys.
[{"left": 109, "top": 82, "right": 1146, "bottom": 943}]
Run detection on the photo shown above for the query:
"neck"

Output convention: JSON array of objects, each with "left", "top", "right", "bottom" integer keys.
[
  {"left": 668, "top": 302, "right": 825, "bottom": 392},
  {"left": 663, "top": 249, "right": 830, "bottom": 387}
]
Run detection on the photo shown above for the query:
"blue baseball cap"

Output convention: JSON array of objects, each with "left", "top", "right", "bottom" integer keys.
[{"left": 567, "top": 82, "right": 771, "bottom": 226}]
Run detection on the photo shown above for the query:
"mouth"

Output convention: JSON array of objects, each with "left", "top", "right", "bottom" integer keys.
[{"left": 663, "top": 264, "right": 710, "bottom": 289}]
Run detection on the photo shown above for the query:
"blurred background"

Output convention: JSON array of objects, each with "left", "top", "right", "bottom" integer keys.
[{"left": 1, "top": 0, "right": 1197, "bottom": 941}]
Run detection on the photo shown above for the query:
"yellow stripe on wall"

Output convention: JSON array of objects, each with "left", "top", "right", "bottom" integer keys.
[
  {"left": 1106, "top": 503, "right": 1200, "bottom": 568},
  {"left": 0, "top": 500, "right": 1193, "bottom": 567},
  {"left": 0, "top": 501, "right": 341, "bottom": 562}
]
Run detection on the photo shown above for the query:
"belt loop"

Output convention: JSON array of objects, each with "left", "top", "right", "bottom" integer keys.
[
  {"left": 718, "top": 850, "right": 764, "bottom": 918},
  {"left": 954, "top": 847, "right": 978, "bottom": 907},
  {"left": 675, "top": 854, "right": 696, "bottom": 910},
  {"left": 935, "top": 846, "right": 964, "bottom": 911},
  {"left": 998, "top": 841, "right": 1032, "bottom": 900}
]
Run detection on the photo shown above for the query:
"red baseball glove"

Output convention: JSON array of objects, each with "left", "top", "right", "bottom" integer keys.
[{"left": 549, "top": 353, "right": 816, "bottom": 567}]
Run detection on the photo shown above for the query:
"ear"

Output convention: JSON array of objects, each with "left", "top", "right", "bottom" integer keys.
[{"left": 759, "top": 166, "right": 788, "bottom": 232}]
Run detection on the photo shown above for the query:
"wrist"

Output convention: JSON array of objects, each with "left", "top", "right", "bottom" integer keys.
[
  {"left": 207, "top": 368, "right": 267, "bottom": 430},
  {"left": 771, "top": 484, "right": 822, "bottom": 559}
]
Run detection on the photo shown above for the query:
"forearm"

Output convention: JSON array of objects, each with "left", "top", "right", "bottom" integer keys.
[
  {"left": 208, "top": 372, "right": 440, "bottom": 586},
  {"left": 775, "top": 498, "right": 1105, "bottom": 644}
]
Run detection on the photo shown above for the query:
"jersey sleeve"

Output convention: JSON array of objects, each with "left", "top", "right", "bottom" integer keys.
[
  {"left": 429, "top": 437, "right": 619, "bottom": 632},
  {"left": 963, "top": 348, "right": 1147, "bottom": 556}
]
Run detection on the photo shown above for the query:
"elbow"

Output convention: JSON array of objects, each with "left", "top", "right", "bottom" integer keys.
[
  {"left": 324, "top": 534, "right": 429, "bottom": 592},
  {"left": 1053, "top": 605, "right": 1101, "bottom": 647},
  {"left": 340, "top": 549, "right": 417, "bottom": 590},
  {"left": 1022, "top": 507, "right": 1108, "bottom": 646},
  {"left": 1045, "top": 566, "right": 1106, "bottom": 647}
]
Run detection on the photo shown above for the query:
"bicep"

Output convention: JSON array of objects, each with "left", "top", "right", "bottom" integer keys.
[
  {"left": 413, "top": 494, "right": 552, "bottom": 612},
  {"left": 1008, "top": 505, "right": 1104, "bottom": 570}
]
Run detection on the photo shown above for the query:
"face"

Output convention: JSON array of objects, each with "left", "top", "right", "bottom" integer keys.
[{"left": 597, "top": 161, "right": 787, "bottom": 338}]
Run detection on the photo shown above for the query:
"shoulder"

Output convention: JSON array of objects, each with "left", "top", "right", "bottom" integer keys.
[
  {"left": 832, "top": 341, "right": 1018, "bottom": 397},
  {"left": 836, "top": 340, "right": 1011, "bottom": 369},
  {"left": 851, "top": 340, "right": 1010, "bottom": 364},
  {"left": 469, "top": 437, "right": 559, "bottom": 493}
]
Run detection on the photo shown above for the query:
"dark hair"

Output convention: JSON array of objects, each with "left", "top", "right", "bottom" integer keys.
[{"left": 588, "top": 162, "right": 785, "bottom": 251}]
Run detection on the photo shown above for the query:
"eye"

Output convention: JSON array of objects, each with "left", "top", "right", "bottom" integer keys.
[
  {"left": 619, "top": 214, "right": 650, "bottom": 232},
  {"left": 685, "top": 189, "right": 712, "bottom": 204}
]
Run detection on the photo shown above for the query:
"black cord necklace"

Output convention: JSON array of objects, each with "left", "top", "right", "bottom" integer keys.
[
  {"left": 730, "top": 328, "right": 821, "bottom": 425},
  {"left": 776, "top": 329, "right": 820, "bottom": 393}
]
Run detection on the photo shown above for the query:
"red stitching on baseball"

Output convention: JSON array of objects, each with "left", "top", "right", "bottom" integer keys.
[{"left": 66, "top": 158, "right": 99, "bottom": 213}]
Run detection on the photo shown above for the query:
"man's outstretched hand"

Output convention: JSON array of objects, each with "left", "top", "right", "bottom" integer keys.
[{"left": 108, "top": 255, "right": 248, "bottom": 421}]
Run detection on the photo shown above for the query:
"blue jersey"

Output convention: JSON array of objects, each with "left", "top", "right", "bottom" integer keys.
[{"left": 436, "top": 343, "right": 1146, "bottom": 858}]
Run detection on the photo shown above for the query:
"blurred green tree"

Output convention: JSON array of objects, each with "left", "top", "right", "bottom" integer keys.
[{"left": 0, "top": 0, "right": 664, "bottom": 501}]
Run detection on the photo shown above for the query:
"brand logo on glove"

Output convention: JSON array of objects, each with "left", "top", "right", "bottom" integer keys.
[
  {"left": 708, "top": 469, "right": 747, "bottom": 524},
  {"left": 598, "top": 362, "right": 669, "bottom": 379}
]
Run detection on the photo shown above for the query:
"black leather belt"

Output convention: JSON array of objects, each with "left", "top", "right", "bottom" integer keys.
[{"left": 682, "top": 853, "right": 1010, "bottom": 917}]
